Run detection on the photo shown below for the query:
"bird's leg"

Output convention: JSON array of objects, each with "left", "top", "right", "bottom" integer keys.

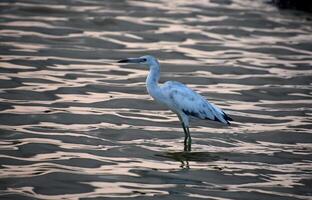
[
  {"left": 186, "top": 127, "right": 191, "bottom": 151},
  {"left": 181, "top": 123, "right": 192, "bottom": 152},
  {"left": 181, "top": 123, "right": 189, "bottom": 151}
]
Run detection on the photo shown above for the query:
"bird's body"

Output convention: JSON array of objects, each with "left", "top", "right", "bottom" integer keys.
[
  {"left": 118, "top": 55, "right": 232, "bottom": 151},
  {"left": 155, "top": 80, "right": 231, "bottom": 126}
]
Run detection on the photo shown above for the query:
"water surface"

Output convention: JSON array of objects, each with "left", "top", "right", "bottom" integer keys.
[{"left": 0, "top": 0, "right": 312, "bottom": 199}]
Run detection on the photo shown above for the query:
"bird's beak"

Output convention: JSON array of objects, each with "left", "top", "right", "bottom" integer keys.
[{"left": 117, "top": 58, "right": 146, "bottom": 63}]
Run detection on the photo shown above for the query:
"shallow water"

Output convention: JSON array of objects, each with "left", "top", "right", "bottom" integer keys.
[{"left": 0, "top": 0, "right": 312, "bottom": 199}]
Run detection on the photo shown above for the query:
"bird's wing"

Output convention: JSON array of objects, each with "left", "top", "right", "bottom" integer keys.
[{"left": 161, "top": 81, "right": 232, "bottom": 125}]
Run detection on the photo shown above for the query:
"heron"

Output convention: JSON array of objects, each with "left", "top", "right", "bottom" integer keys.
[{"left": 118, "top": 55, "right": 232, "bottom": 151}]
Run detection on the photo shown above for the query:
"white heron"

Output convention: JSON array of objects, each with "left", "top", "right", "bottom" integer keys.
[{"left": 118, "top": 55, "right": 232, "bottom": 151}]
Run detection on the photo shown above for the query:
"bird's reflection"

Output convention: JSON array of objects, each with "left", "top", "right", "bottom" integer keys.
[{"left": 158, "top": 151, "right": 221, "bottom": 169}]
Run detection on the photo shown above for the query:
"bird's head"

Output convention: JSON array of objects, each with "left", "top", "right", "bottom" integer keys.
[{"left": 118, "top": 55, "right": 159, "bottom": 66}]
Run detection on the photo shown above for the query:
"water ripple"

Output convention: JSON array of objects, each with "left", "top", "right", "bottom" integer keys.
[{"left": 0, "top": 0, "right": 311, "bottom": 199}]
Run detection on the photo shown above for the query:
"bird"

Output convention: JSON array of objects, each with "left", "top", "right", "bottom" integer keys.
[{"left": 118, "top": 55, "right": 232, "bottom": 151}]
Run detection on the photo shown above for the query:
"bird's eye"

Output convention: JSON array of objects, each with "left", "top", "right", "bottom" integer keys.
[{"left": 141, "top": 58, "right": 147, "bottom": 62}]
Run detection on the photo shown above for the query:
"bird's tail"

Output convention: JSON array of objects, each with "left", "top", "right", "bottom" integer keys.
[
  {"left": 210, "top": 103, "right": 233, "bottom": 125},
  {"left": 222, "top": 111, "right": 233, "bottom": 125}
]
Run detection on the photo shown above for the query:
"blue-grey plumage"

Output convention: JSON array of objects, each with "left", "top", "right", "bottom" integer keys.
[{"left": 118, "top": 55, "right": 233, "bottom": 151}]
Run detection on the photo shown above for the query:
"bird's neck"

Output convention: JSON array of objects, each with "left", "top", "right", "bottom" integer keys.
[{"left": 146, "top": 64, "right": 161, "bottom": 97}]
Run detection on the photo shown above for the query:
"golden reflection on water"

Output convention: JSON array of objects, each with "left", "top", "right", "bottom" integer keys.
[{"left": 0, "top": 0, "right": 312, "bottom": 199}]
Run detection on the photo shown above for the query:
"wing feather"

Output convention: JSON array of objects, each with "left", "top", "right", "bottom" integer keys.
[{"left": 161, "top": 81, "right": 232, "bottom": 125}]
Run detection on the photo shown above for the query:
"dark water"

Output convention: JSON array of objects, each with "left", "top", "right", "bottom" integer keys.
[{"left": 0, "top": 0, "right": 312, "bottom": 199}]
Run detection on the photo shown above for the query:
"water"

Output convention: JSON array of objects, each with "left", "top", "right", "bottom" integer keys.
[{"left": 0, "top": 0, "right": 312, "bottom": 199}]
